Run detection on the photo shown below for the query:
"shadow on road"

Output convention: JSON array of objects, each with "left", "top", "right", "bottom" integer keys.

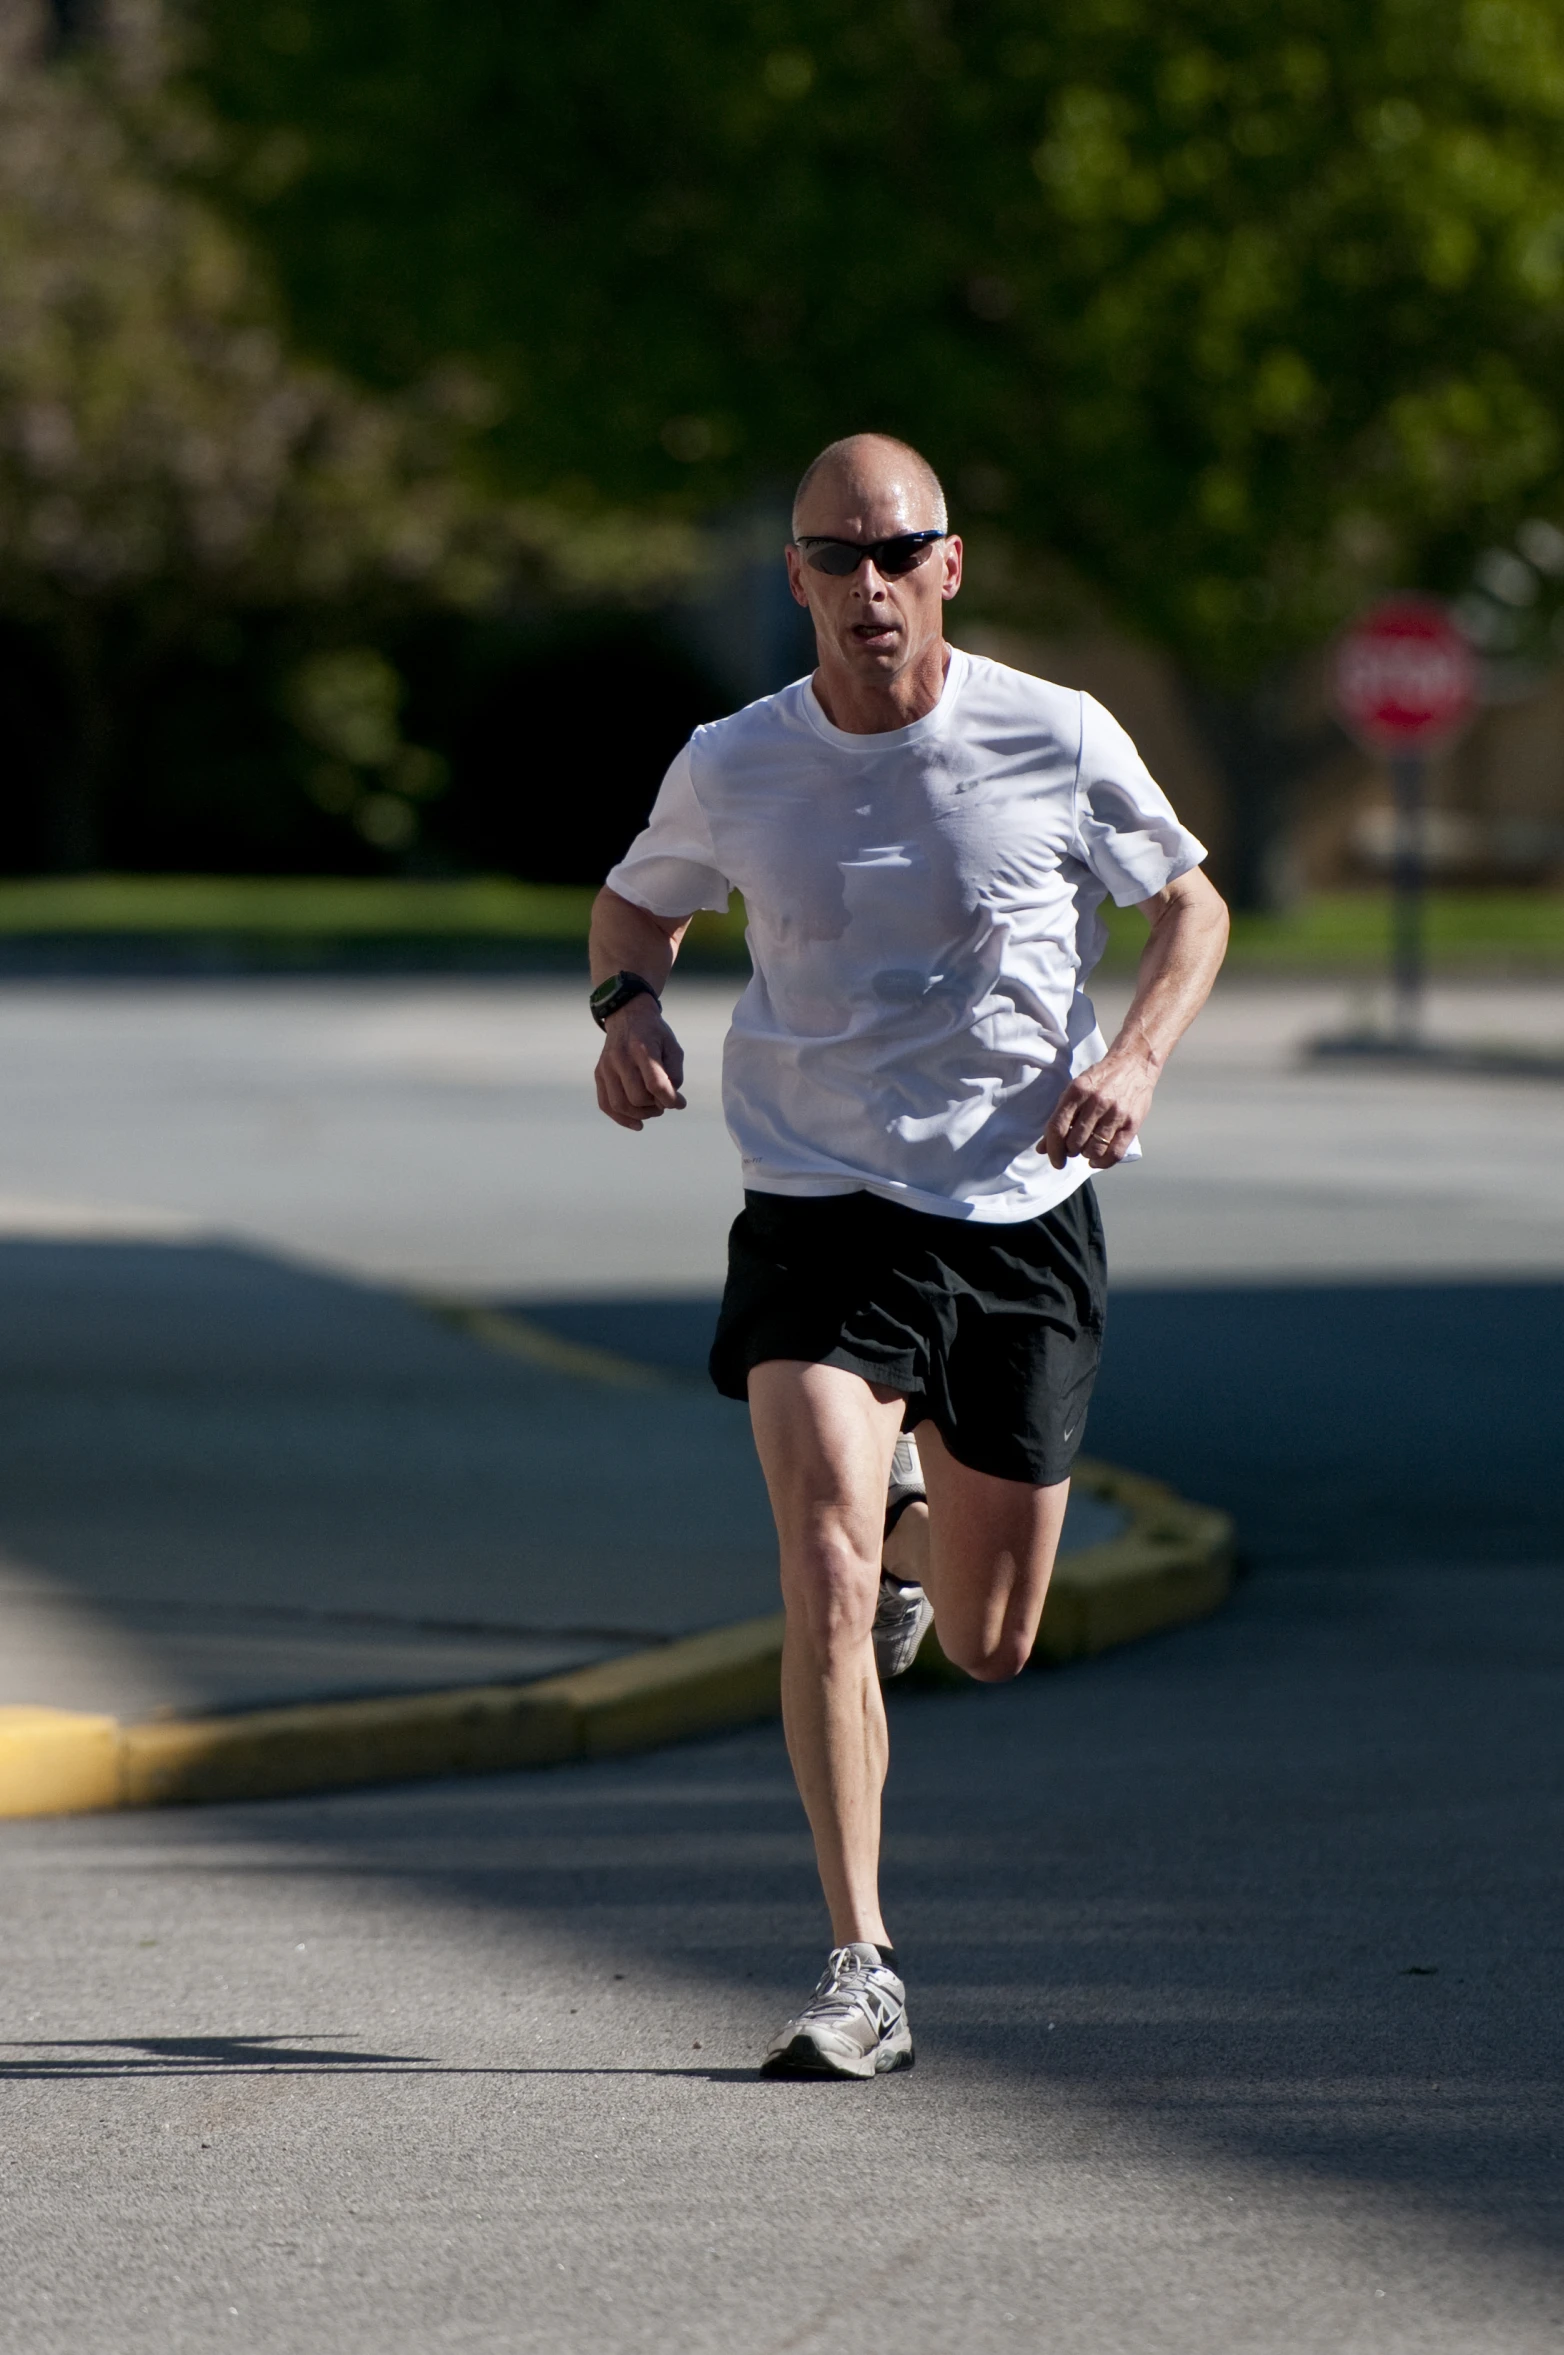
[
  {"left": 5, "top": 1262, "right": 1561, "bottom": 2278},
  {"left": 0, "top": 2034, "right": 442, "bottom": 2077},
  {"left": 0, "top": 1238, "right": 778, "bottom": 1717},
  {"left": 517, "top": 1279, "right": 1564, "bottom": 1565}
]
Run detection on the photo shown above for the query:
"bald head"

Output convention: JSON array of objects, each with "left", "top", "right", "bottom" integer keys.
[{"left": 792, "top": 434, "right": 947, "bottom": 539}]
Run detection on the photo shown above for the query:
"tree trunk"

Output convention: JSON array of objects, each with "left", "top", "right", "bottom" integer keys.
[
  {"left": 47, "top": 604, "right": 114, "bottom": 873},
  {"left": 1189, "top": 670, "right": 1340, "bottom": 914}
]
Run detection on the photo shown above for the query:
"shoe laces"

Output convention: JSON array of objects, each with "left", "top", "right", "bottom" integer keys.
[
  {"left": 807, "top": 1947, "right": 899, "bottom": 2030},
  {"left": 875, "top": 1573, "right": 924, "bottom": 1616}
]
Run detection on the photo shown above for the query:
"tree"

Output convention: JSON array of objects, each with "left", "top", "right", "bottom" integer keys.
[
  {"left": 190, "top": 0, "right": 1564, "bottom": 897},
  {"left": 0, "top": 0, "right": 693, "bottom": 866}
]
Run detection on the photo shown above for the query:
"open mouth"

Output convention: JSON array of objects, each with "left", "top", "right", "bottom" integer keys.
[{"left": 851, "top": 621, "right": 899, "bottom": 645}]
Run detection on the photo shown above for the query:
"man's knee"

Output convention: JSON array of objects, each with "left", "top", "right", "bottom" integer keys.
[
  {"left": 782, "top": 1528, "right": 879, "bottom": 1661},
  {"left": 940, "top": 1626, "right": 1033, "bottom": 1684}
]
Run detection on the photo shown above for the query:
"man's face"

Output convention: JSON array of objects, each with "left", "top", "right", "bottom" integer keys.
[{"left": 785, "top": 462, "right": 962, "bottom": 686}]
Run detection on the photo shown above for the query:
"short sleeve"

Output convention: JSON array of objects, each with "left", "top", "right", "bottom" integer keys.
[
  {"left": 1072, "top": 693, "right": 1207, "bottom": 907},
  {"left": 603, "top": 744, "right": 732, "bottom": 918}
]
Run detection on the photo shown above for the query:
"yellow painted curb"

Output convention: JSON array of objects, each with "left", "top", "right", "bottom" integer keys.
[
  {"left": 528, "top": 1614, "right": 786, "bottom": 1758},
  {"left": 0, "top": 1707, "right": 122, "bottom": 1818},
  {"left": 0, "top": 1464, "right": 1231, "bottom": 1821},
  {"left": 119, "top": 1682, "right": 579, "bottom": 1809},
  {"left": 0, "top": 1618, "right": 788, "bottom": 1820},
  {"left": 1038, "top": 1458, "right": 1235, "bottom": 1663}
]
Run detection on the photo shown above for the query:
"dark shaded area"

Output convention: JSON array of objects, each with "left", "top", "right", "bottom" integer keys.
[
  {"left": 0, "top": 2039, "right": 745, "bottom": 2085},
  {"left": 1090, "top": 1281, "right": 1564, "bottom": 1567},
  {"left": 393, "top": 610, "right": 726, "bottom": 884},
  {"left": 513, "top": 1280, "right": 1564, "bottom": 1568},
  {"left": 893, "top": 1561, "right": 1564, "bottom": 2226},
  {"left": 44, "top": 0, "right": 98, "bottom": 54},
  {"left": 0, "top": 1239, "right": 776, "bottom": 1692},
  {"left": 0, "top": 610, "right": 725, "bottom": 884},
  {"left": 1191, "top": 679, "right": 1342, "bottom": 913},
  {"left": 510, "top": 1296, "right": 721, "bottom": 1383},
  {"left": 0, "top": 619, "right": 72, "bottom": 874},
  {"left": 0, "top": 2035, "right": 434, "bottom": 2077}
]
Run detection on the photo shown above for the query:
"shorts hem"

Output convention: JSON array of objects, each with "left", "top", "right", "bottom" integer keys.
[
  {"left": 715, "top": 1342, "right": 1089, "bottom": 1489},
  {"left": 709, "top": 1339, "right": 917, "bottom": 1405}
]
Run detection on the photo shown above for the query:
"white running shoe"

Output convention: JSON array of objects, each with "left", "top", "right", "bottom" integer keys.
[
  {"left": 875, "top": 1429, "right": 932, "bottom": 1680},
  {"left": 885, "top": 1429, "right": 926, "bottom": 1532},
  {"left": 872, "top": 1574, "right": 935, "bottom": 1680},
  {"left": 761, "top": 1943, "right": 914, "bottom": 2079}
]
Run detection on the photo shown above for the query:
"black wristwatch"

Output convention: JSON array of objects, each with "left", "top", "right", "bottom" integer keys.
[{"left": 590, "top": 970, "right": 661, "bottom": 1029}]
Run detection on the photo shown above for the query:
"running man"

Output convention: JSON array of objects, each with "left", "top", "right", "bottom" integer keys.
[{"left": 588, "top": 433, "right": 1228, "bottom": 2079}]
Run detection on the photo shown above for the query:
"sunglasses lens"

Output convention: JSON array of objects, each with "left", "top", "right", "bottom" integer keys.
[
  {"left": 802, "top": 534, "right": 942, "bottom": 576},
  {"left": 878, "top": 535, "right": 936, "bottom": 575},
  {"left": 804, "top": 542, "right": 863, "bottom": 576}
]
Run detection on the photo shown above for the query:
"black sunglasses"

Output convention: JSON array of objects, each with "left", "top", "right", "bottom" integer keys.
[{"left": 795, "top": 529, "right": 948, "bottom": 578}]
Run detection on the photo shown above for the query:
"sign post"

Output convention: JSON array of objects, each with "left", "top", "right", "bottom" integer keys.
[
  {"left": 1388, "top": 749, "right": 1428, "bottom": 1040},
  {"left": 1332, "top": 598, "right": 1478, "bottom": 1044}
]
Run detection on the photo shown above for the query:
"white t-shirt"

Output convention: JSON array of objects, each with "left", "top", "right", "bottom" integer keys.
[{"left": 605, "top": 647, "right": 1206, "bottom": 1223}]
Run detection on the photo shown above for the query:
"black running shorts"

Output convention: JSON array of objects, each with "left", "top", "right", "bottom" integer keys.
[{"left": 709, "top": 1182, "right": 1107, "bottom": 1487}]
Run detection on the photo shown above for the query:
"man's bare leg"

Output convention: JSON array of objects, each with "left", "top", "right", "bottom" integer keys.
[
  {"left": 884, "top": 1423, "right": 1072, "bottom": 1680},
  {"left": 749, "top": 1367, "right": 1078, "bottom": 1952},
  {"left": 746, "top": 1360, "right": 907, "bottom": 1946}
]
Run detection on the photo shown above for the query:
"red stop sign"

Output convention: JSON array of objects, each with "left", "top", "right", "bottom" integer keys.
[{"left": 1333, "top": 596, "right": 1478, "bottom": 752}]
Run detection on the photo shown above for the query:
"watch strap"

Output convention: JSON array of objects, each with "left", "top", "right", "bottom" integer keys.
[{"left": 590, "top": 970, "right": 661, "bottom": 1029}]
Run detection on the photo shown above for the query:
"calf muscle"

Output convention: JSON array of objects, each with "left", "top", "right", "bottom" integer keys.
[
  {"left": 746, "top": 1359, "right": 1073, "bottom": 1947},
  {"left": 918, "top": 1425, "right": 1071, "bottom": 1679},
  {"left": 747, "top": 1362, "right": 905, "bottom": 1946}
]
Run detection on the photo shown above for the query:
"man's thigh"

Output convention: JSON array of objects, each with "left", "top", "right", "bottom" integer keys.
[
  {"left": 746, "top": 1360, "right": 905, "bottom": 1595},
  {"left": 917, "top": 1421, "right": 1070, "bottom": 1674}
]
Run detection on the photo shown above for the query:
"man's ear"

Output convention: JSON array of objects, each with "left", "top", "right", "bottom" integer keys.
[
  {"left": 940, "top": 537, "right": 964, "bottom": 601},
  {"left": 784, "top": 544, "right": 812, "bottom": 610}
]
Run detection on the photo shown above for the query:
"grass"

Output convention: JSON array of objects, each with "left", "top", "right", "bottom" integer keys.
[
  {"left": 0, "top": 874, "right": 745, "bottom": 965},
  {"left": 0, "top": 874, "right": 598, "bottom": 938},
  {"left": 0, "top": 874, "right": 1560, "bottom": 974},
  {"left": 1094, "top": 891, "right": 1564, "bottom": 972},
  {"left": 1220, "top": 891, "right": 1564, "bottom": 973}
]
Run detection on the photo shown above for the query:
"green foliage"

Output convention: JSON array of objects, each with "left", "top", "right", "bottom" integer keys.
[
  {"left": 0, "top": 11, "right": 492, "bottom": 629},
  {"left": 192, "top": 0, "right": 1564, "bottom": 681},
  {"left": 0, "top": 0, "right": 703, "bottom": 867},
  {"left": 284, "top": 646, "right": 449, "bottom": 853}
]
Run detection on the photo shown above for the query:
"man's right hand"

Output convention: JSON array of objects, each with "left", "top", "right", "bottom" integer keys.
[{"left": 594, "top": 995, "right": 688, "bottom": 1130}]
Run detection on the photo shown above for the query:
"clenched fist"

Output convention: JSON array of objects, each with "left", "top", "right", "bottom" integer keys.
[
  {"left": 594, "top": 995, "right": 688, "bottom": 1132},
  {"left": 1040, "top": 1039, "right": 1160, "bottom": 1170}
]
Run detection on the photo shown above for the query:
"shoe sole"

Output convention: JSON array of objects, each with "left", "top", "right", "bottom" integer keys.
[{"left": 760, "top": 2034, "right": 915, "bottom": 2081}]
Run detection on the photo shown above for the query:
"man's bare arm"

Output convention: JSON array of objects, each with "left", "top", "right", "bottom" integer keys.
[
  {"left": 589, "top": 885, "right": 695, "bottom": 1132},
  {"left": 1042, "top": 866, "right": 1229, "bottom": 1170}
]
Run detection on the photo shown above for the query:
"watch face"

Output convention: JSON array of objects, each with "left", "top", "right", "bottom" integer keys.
[{"left": 591, "top": 972, "right": 652, "bottom": 1025}]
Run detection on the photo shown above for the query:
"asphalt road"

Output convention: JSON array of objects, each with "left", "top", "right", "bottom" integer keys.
[
  {"left": 0, "top": 974, "right": 1561, "bottom": 1294},
  {"left": 0, "top": 1237, "right": 780, "bottom": 1717},
  {"left": 2, "top": 972, "right": 1562, "bottom": 2350},
  {"left": 4, "top": 1555, "right": 1561, "bottom": 2354}
]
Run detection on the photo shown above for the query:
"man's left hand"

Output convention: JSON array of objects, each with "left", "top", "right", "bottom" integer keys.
[{"left": 1041, "top": 1044, "right": 1158, "bottom": 1171}]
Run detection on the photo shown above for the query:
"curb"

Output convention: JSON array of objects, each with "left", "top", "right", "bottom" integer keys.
[
  {"left": 1033, "top": 1457, "right": 1235, "bottom": 1665},
  {"left": 0, "top": 1461, "right": 1232, "bottom": 1821}
]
